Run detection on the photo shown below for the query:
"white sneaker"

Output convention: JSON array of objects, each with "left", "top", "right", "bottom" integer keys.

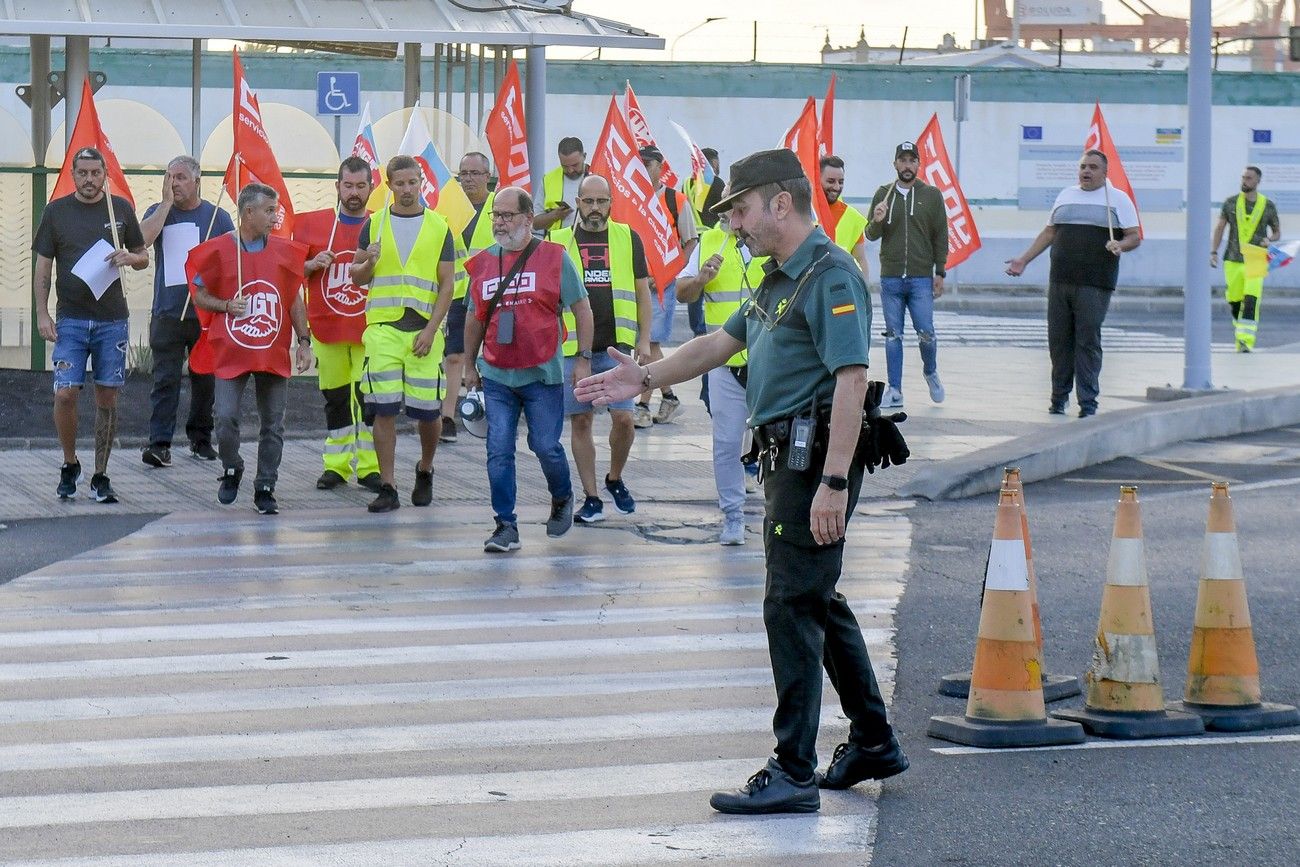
[
  {"left": 720, "top": 515, "right": 746, "bottom": 546},
  {"left": 881, "top": 387, "right": 904, "bottom": 408},
  {"left": 744, "top": 471, "right": 759, "bottom": 494},
  {"left": 925, "top": 373, "right": 945, "bottom": 403}
]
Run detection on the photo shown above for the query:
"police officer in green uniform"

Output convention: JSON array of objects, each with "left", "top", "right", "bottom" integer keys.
[{"left": 575, "top": 149, "right": 909, "bottom": 815}]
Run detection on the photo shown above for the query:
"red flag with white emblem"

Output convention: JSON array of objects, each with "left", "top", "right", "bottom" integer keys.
[
  {"left": 782, "top": 97, "right": 834, "bottom": 233},
  {"left": 916, "top": 114, "right": 981, "bottom": 269},
  {"left": 226, "top": 48, "right": 295, "bottom": 236},
  {"left": 485, "top": 59, "right": 531, "bottom": 192},
  {"left": 1084, "top": 103, "right": 1143, "bottom": 239}
]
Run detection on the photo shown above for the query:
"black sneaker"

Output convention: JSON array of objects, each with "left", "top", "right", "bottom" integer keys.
[
  {"left": 709, "top": 759, "right": 820, "bottom": 815},
  {"left": 316, "top": 470, "right": 347, "bottom": 490},
  {"left": 440, "top": 416, "right": 458, "bottom": 443},
  {"left": 57, "top": 461, "right": 82, "bottom": 499},
  {"left": 547, "top": 495, "right": 574, "bottom": 538},
  {"left": 484, "top": 519, "right": 521, "bottom": 553},
  {"left": 605, "top": 475, "right": 636, "bottom": 514},
  {"left": 1048, "top": 401, "right": 1066, "bottom": 415},
  {"left": 190, "top": 441, "right": 218, "bottom": 461},
  {"left": 816, "top": 736, "right": 910, "bottom": 789},
  {"left": 357, "top": 472, "right": 383, "bottom": 493},
  {"left": 141, "top": 445, "right": 171, "bottom": 468},
  {"left": 217, "top": 467, "right": 242, "bottom": 505},
  {"left": 89, "top": 473, "right": 118, "bottom": 504},
  {"left": 574, "top": 495, "right": 604, "bottom": 524},
  {"left": 1078, "top": 405, "right": 1097, "bottom": 418},
  {"left": 254, "top": 486, "right": 279, "bottom": 515},
  {"left": 368, "top": 483, "right": 400, "bottom": 513},
  {"left": 412, "top": 463, "right": 433, "bottom": 506}
]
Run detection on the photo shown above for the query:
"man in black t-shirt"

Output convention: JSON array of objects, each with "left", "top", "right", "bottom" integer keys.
[{"left": 34, "top": 147, "right": 149, "bottom": 503}]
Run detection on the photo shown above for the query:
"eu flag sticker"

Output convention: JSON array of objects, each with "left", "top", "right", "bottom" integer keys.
[
  {"left": 1253, "top": 129, "right": 1272, "bottom": 144},
  {"left": 1022, "top": 126, "right": 1043, "bottom": 141}
]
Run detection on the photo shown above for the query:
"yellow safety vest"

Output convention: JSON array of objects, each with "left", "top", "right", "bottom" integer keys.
[
  {"left": 696, "top": 227, "right": 767, "bottom": 368},
  {"left": 542, "top": 167, "right": 566, "bottom": 211},
  {"left": 553, "top": 221, "right": 640, "bottom": 356},
  {"left": 454, "top": 191, "right": 496, "bottom": 300},
  {"left": 1235, "top": 192, "right": 1268, "bottom": 251},
  {"left": 833, "top": 203, "right": 869, "bottom": 263},
  {"left": 366, "top": 207, "right": 453, "bottom": 325}
]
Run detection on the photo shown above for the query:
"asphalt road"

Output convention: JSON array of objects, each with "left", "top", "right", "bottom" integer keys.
[
  {"left": 0, "top": 513, "right": 160, "bottom": 586},
  {"left": 876, "top": 426, "right": 1300, "bottom": 866}
]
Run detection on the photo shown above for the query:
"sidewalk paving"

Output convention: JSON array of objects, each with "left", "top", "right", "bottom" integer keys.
[{"left": 4, "top": 340, "right": 1298, "bottom": 522}]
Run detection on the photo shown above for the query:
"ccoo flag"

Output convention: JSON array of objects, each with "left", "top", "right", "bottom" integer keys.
[
  {"left": 668, "top": 120, "right": 714, "bottom": 215},
  {"left": 782, "top": 97, "right": 834, "bottom": 232},
  {"left": 227, "top": 48, "right": 295, "bottom": 236},
  {"left": 52, "top": 78, "right": 135, "bottom": 207},
  {"left": 350, "top": 102, "right": 382, "bottom": 188},
  {"left": 485, "top": 59, "right": 531, "bottom": 192},
  {"left": 916, "top": 113, "right": 981, "bottom": 269},
  {"left": 1084, "top": 103, "right": 1142, "bottom": 239},
  {"left": 622, "top": 82, "right": 680, "bottom": 190},
  {"left": 590, "top": 95, "right": 684, "bottom": 294}
]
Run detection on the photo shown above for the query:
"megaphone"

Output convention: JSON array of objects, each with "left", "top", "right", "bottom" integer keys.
[{"left": 457, "top": 388, "right": 488, "bottom": 439}]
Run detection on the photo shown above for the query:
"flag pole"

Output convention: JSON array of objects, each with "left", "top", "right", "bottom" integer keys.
[
  {"left": 179, "top": 176, "right": 228, "bottom": 322},
  {"left": 103, "top": 176, "right": 127, "bottom": 287},
  {"left": 325, "top": 202, "right": 341, "bottom": 252}
]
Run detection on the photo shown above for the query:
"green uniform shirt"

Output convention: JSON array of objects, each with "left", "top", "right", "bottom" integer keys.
[
  {"left": 723, "top": 228, "right": 871, "bottom": 427},
  {"left": 474, "top": 244, "right": 586, "bottom": 387}
]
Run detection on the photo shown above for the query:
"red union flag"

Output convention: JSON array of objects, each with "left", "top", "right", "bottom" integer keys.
[
  {"left": 622, "top": 82, "right": 679, "bottom": 190},
  {"left": 782, "top": 97, "right": 834, "bottom": 233},
  {"left": 226, "top": 48, "right": 295, "bottom": 236},
  {"left": 818, "top": 74, "right": 836, "bottom": 157},
  {"left": 1084, "top": 102, "right": 1143, "bottom": 238},
  {"left": 916, "top": 114, "right": 981, "bottom": 269},
  {"left": 52, "top": 78, "right": 135, "bottom": 207},
  {"left": 589, "top": 96, "right": 684, "bottom": 292},
  {"left": 485, "top": 59, "right": 531, "bottom": 192}
]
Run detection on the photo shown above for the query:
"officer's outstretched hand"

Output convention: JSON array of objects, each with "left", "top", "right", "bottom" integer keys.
[{"left": 574, "top": 347, "right": 643, "bottom": 407}]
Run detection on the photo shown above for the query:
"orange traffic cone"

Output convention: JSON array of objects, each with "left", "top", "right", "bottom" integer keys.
[
  {"left": 1052, "top": 487, "right": 1204, "bottom": 738},
  {"left": 929, "top": 489, "right": 1085, "bottom": 747},
  {"left": 1169, "top": 482, "right": 1299, "bottom": 731},
  {"left": 938, "top": 468, "right": 1080, "bottom": 702}
]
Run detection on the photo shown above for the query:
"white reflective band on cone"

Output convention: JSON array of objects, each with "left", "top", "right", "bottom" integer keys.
[
  {"left": 1093, "top": 632, "right": 1160, "bottom": 683},
  {"left": 1202, "top": 532, "right": 1243, "bottom": 580},
  {"left": 1106, "top": 537, "right": 1148, "bottom": 586},
  {"left": 985, "top": 538, "right": 1029, "bottom": 592}
]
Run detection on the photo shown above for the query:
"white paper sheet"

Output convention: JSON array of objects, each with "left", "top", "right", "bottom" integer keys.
[
  {"left": 70, "top": 239, "right": 119, "bottom": 300},
  {"left": 161, "top": 222, "right": 201, "bottom": 287}
]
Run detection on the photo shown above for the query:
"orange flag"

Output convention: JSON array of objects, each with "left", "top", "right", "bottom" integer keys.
[
  {"left": 485, "top": 59, "right": 531, "bottom": 193},
  {"left": 589, "top": 96, "right": 685, "bottom": 294},
  {"left": 623, "top": 82, "right": 680, "bottom": 190},
  {"left": 51, "top": 78, "right": 134, "bottom": 207},
  {"left": 916, "top": 114, "right": 981, "bottom": 269},
  {"left": 819, "top": 74, "right": 836, "bottom": 157},
  {"left": 226, "top": 48, "right": 295, "bottom": 236},
  {"left": 1084, "top": 102, "right": 1142, "bottom": 238},
  {"left": 782, "top": 97, "right": 834, "bottom": 232}
]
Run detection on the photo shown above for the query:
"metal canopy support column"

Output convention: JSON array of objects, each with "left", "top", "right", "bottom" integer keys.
[
  {"left": 1182, "top": 0, "right": 1213, "bottom": 391},
  {"left": 64, "top": 36, "right": 89, "bottom": 148},
  {"left": 403, "top": 42, "right": 420, "bottom": 108},
  {"left": 30, "top": 35, "right": 51, "bottom": 370},
  {"left": 191, "top": 39, "right": 202, "bottom": 156},
  {"left": 525, "top": 46, "right": 546, "bottom": 203}
]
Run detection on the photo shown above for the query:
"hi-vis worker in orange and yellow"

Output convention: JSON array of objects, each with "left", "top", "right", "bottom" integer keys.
[{"left": 1211, "top": 166, "right": 1280, "bottom": 352}]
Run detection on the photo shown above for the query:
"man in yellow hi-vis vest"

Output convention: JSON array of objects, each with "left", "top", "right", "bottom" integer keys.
[
  {"left": 1211, "top": 165, "right": 1280, "bottom": 352},
  {"left": 675, "top": 203, "right": 768, "bottom": 546},
  {"left": 532, "top": 136, "right": 589, "bottom": 235},
  {"left": 350, "top": 155, "right": 459, "bottom": 513},
  {"left": 819, "top": 155, "right": 871, "bottom": 278},
  {"left": 552, "top": 174, "right": 652, "bottom": 525}
]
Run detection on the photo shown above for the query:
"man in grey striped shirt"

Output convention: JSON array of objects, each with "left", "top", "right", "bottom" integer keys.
[{"left": 1005, "top": 149, "right": 1140, "bottom": 418}]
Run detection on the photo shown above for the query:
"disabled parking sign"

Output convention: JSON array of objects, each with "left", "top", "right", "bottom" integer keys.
[{"left": 316, "top": 71, "right": 360, "bottom": 116}]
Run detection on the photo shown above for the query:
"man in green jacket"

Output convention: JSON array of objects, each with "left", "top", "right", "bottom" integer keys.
[{"left": 865, "top": 141, "right": 949, "bottom": 408}]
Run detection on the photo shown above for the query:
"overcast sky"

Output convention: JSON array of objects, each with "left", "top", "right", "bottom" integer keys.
[{"left": 564, "top": 0, "right": 1266, "bottom": 64}]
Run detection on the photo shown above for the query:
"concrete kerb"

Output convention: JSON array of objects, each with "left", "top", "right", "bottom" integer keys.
[{"left": 901, "top": 384, "right": 1300, "bottom": 501}]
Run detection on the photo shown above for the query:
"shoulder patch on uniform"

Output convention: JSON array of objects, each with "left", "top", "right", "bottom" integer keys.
[{"left": 831, "top": 303, "right": 856, "bottom": 316}]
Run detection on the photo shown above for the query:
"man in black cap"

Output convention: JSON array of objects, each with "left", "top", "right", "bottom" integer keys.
[
  {"left": 576, "top": 147, "right": 909, "bottom": 815},
  {"left": 866, "top": 140, "right": 949, "bottom": 410}
]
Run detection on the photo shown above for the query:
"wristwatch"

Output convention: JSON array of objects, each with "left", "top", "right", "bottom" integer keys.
[
  {"left": 820, "top": 474, "right": 849, "bottom": 491},
  {"left": 578, "top": 349, "right": 593, "bottom": 360}
]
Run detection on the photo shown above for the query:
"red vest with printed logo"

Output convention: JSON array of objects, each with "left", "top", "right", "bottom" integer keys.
[
  {"left": 186, "top": 233, "right": 309, "bottom": 379},
  {"left": 466, "top": 241, "right": 566, "bottom": 370},
  {"left": 293, "top": 207, "right": 368, "bottom": 344}
]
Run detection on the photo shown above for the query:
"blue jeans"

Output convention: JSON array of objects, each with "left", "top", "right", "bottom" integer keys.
[
  {"left": 879, "top": 276, "right": 938, "bottom": 391},
  {"left": 484, "top": 376, "right": 571, "bottom": 524}
]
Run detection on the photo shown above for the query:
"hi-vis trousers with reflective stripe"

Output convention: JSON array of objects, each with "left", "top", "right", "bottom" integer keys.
[
  {"left": 360, "top": 322, "right": 446, "bottom": 421},
  {"left": 1223, "top": 260, "right": 1263, "bottom": 351},
  {"left": 312, "top": 338, "right": 378, "bottom": 479}
]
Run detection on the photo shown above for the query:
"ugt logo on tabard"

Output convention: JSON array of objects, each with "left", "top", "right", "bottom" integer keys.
[
  {"left": 322, "top": 253, "right": 365, "bottom": 317},
  {"left": 226, "top": 280, "right": 283, "bottom": 350}
]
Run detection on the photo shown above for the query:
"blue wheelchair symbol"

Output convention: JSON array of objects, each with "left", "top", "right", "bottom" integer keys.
[{"left": 317, "top": 72, "right": 360, "bottom": 116}]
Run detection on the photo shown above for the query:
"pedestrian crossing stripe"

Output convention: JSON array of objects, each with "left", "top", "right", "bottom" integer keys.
[{"left": 892, "top": 311, "right": 1238, "bottom": 353}]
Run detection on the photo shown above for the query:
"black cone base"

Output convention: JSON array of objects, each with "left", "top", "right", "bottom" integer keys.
[
  {"left": 1169, "top": 700, "right": 1300, "bottom": 733},
  {"left": 927, "top": 714, "right": 1085, "bottom": 748},
  {"left": 1051, "top": 705, "right": 1205, "bottom": 739},
  {"left": 938, "top": 671, "right": 1081, "bottom": 703}
]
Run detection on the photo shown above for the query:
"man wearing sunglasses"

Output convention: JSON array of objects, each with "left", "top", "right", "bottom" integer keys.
[{"left": 551, "top": 175, "right": 652, "bottom": 525}]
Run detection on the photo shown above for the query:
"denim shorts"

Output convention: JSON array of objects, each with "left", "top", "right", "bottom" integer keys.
[
  {"left": 52, "top": 317, "right": 129, "bottom": 391},
  {"left": 443, "top": 296, "right": 467, "bottom": 355},
  {"left": 650, "top": 283, "right": 677, "bottom": 344},
  {"left": 563, "top": 350, "right": 635, "bottom": 415}
]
